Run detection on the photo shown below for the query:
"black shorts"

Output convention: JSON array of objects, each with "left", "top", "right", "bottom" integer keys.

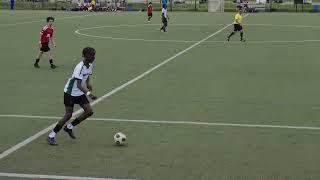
[
  {"left": 64, "top": 93, "right": 90, "bottom": 107},
  {"left": 148, "top": 13, "right": 152, "bottom": 17},
  {"left": 234, "top": 24, "right": 243, "bottom": 32},
  {"left": 40, "top": 42, "right": 50, "bottom": 52}
]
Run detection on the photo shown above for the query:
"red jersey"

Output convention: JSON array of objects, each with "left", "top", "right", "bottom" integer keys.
[
  {"left": 147, "top": 5, "right": 153, "bottom": 14},
  {"left": 40, "top": 25, "right": 54, "bottom": 44}
]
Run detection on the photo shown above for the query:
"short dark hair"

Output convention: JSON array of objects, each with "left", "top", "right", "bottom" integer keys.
[
  {"left": 82, "top": 47, "right": 96, "bottom": 57},
  {"left": 47, "top": 16, "right": 55, "bottom": 22}
]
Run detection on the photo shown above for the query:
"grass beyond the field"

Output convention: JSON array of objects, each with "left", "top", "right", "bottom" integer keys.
[{"left": 1, "top": 10, "right": 320, "bottom": 180}]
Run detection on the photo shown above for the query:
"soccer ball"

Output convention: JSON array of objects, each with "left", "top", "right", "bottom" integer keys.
[{"left": 114, "top": 132, "right": 126, "bottom": 146}]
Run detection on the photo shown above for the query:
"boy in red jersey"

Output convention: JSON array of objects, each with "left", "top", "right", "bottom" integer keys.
[
  {"left": 34, "top": 17, "right": 57, "bottom": 69},
  {"left": 147, "top": 2, "right": 153, "bottom": 22}
]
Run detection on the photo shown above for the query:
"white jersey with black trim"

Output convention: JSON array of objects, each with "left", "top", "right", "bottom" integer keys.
[
  {"left": 64, "top": 61, "right": 93, "bottom": 97},
  {"left": 162, "top": 8, "right": 167, "bottom": 18}
]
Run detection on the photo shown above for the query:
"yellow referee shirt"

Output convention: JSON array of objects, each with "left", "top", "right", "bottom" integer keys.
[{"left": 234, "top": 13, "right": 242, "bottom": 24}]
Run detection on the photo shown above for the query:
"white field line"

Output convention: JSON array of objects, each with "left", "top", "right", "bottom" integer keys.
[
  {"left": 205, "top": 40, "right": 320, "bottom": 44},
  {"left": 1, "top": 114, "right": 320, "bottom": 131},
  {"left": 75, "top": 23, "right": 320, "bottom": 31},
  {"left": 75, "top": 31, "right": 320, "bottom": 44},
  {"left": 0, "top": 13, "right": 102, "bottom": 27},
  {"left": 0, "top": 14, "right": 248, "bottom": 160},
  {"left": 75, "top": 22, "right": 320, "bottom": 44},
  {"left": 0, "top": 172, "right": 134, "bottom": 180},
  {"left": 245, "top": 23, "right": 320, "bottom": 28}
]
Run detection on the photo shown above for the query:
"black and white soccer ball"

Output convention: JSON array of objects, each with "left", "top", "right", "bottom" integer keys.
[{"left": 114, "top": 132, "right": 126, "bottom": 146}]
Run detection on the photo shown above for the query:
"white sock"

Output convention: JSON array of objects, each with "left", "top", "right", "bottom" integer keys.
[
  {"left": 48, "top": 131, "right": 56, "bottom": 138},
  {"left": 67, "top": 124, "right": 74, "bottom": 130}
]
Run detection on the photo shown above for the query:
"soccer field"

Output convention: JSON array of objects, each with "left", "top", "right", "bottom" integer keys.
[{"left": 1, "top": 10, "right": 320, "bottom": 180}]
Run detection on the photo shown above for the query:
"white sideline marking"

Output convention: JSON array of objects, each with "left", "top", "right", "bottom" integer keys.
[
  {"left": 75, "top": 31, "right": 320, "bottom": 44},
  {"left": 207, "top": 40, "right": 320, "bottom": 43},
  {"left": 0, "top": 13, "right": 102, "bottom": 27},
  {"left": 0, "top": 172, "right": 134, "bottom": 180},
  {"left": 0, "top": 14, "right": 249, "bottom": 160},
  {"left": 246, "top": 23, "right": 320, "bottom": 28},
  {"left": 1, "top": 114, "right": 320, "bottom": 131}
]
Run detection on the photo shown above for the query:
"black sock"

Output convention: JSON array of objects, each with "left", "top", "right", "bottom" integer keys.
[
  {"left": 53, "top": 124, "right": 63, "bottom": 133},
  {"left": 35, "top": 59, "right": 40, "bottom": 64},
  {"left": 71, "top": 118, "right": 81, "bottom": 127},
  {"left": 49, "top": 59, "right": 53, "bottom": 65},
  {"left": 228, "top": 32, "right": 235, "bottom": 39},
  {"left": 240, "top": 32, "right": 244, "bottom": 40}
]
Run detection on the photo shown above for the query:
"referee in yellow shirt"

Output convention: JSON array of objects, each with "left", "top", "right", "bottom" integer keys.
[{"left": 227, "top": 9, "right": 245, "bottom": 42}]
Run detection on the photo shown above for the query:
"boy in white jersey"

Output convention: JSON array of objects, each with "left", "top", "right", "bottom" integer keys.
[
  {"left": 160, "top": 4, "right": 168, "bottom": 32},
  {"left": 47, "top": 47, "right": 97, "bottom": 146}
]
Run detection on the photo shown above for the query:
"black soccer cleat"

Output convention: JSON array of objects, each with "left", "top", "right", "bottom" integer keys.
[
  {"left": 34, "top": 63, "right": 40, "bottom": 68},
  {"left": 47, "top": 137, "right": 57, "bottom": 146},
  {"left": 63, "top": 126, "right": 76, "bottom": 139},
  {"left": 50, "top": 64, "right": 57, "bottom": 69},
  {"left": 227, "top": 38, "right": 230, "bottom": 42}
]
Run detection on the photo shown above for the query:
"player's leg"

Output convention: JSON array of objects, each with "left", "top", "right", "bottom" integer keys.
[
  {"left": 227, "top": 31, "right": 235, "bottom": 40},
  {"left": 227, "top": 25, "right": 237, "bottom": 41},
  {"left": 227, "top": 29, "right": 237, "bottom": 41},
  {"left": 64, "top": 95, "right": 93, "bottom": 139},
  {"left": 148, "top": 13, "right": 152, "bottom": 22},
  {"left": 47, "top": 106, "right": 74, "bottom": 145},
  {"left": 164, "top": 19, "right": 168, "bottom": 32},
  {"left": 239, "top": 26, "right": 244, "bottom": 41},
  {"left": 10, "top": 0, "right": 14, "bottom": 15},
  {"left": 161, "top": 18, "right": 167, "bottom": 32},
  {"left": 240, "top": 30, "right": 244, "bottom": 41},
  {"left": 34, "top": 51, "right": 43, "bottom": 68},
  {"left": 160, "top": 17, "right": 165, "bottom": 31},
  {"left": 47, "top": 93, "right": 75, "bottom": 145},
  {"left": 48, "top": 50, "right": 57, "bottom": 69}
]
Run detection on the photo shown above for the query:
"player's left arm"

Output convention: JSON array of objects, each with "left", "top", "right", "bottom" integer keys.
[
  {"left": 49, "top": 30, "right": 56, "bottom": 47},
  {"left": 86, "top": 76, "right": 93, "bottom": 91},
  {"left": 50, "top": 36, "right": 56, "bottom": 47}
]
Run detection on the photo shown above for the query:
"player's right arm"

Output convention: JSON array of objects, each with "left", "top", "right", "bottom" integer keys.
[{"left": 38, "top": 30, "right": 43, "bottom": 48}]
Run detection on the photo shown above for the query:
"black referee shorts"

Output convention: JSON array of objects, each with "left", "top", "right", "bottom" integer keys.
[{"left": 234, "top": 24, "right": 243, "bottom": 32}]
